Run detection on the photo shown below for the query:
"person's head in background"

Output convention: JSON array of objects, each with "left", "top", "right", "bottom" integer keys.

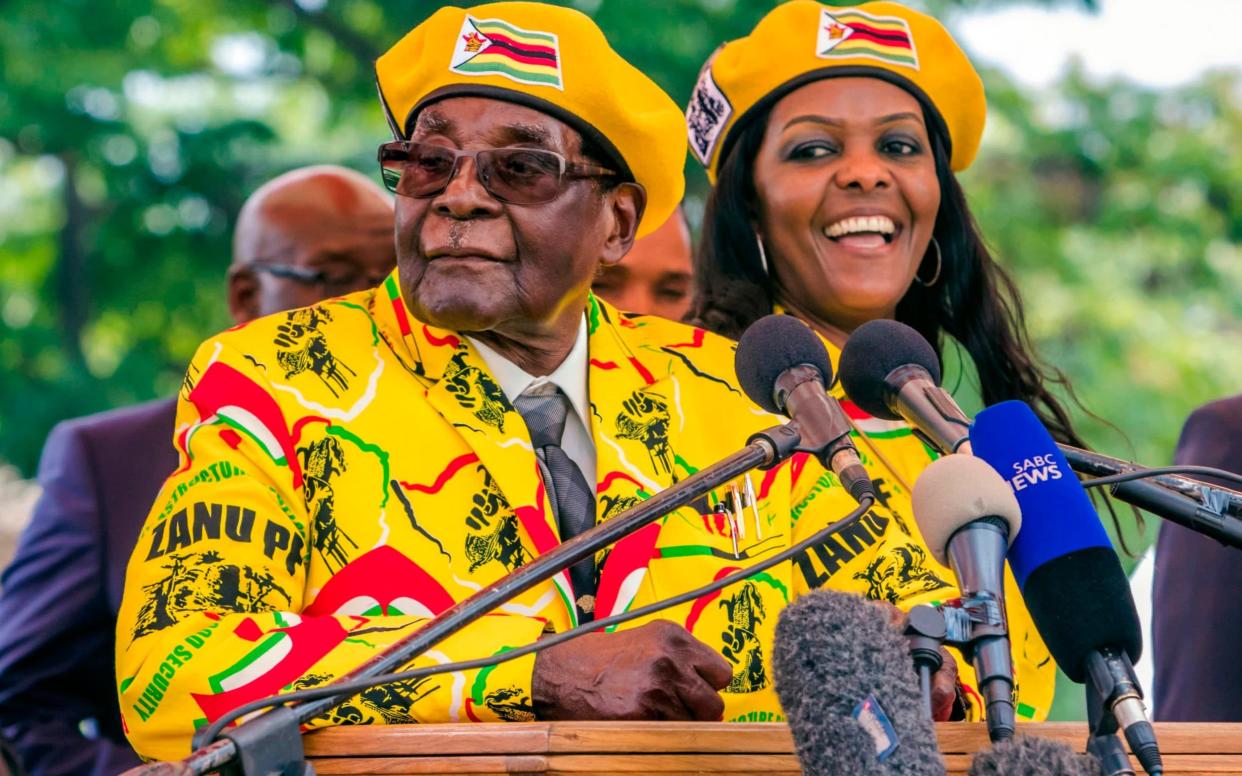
[
  {"left": 591, "top": 206, "right": 692, "bottom": 320},
  {"left": 227, "top": 165, "right": 395, "bottom": 323}
]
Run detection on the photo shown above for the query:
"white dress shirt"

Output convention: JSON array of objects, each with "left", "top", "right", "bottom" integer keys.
[{"left": 466, "top": 316, "right": 596, "bottom": 486}]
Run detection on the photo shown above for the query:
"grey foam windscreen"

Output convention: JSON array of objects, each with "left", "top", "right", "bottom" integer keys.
[
  {"left": 772, "top": 589, "right": 946, "bottom": 776},
  {"left": 968, "top": 736, "right": 1104, "bottom": 776}
]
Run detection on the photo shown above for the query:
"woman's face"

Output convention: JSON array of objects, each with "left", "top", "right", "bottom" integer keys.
[{"left": 752, "top": 77, "right": 941, "bottom": 333}]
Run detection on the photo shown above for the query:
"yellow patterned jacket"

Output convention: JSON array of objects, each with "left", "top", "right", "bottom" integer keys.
[{"left": 116, "top": 270, "right": 1054, "bottom": 760}]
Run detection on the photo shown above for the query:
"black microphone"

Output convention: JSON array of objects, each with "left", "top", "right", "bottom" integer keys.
[
  {"left": 772, "top": 589, "right": 946, "bottom": 776},
  {"left": 836, "top": 319, "right": 1242, "bottom": 544},
  {"left": 838, "top": 319, "right": 972, "bottom": 455},
  {"left": 911, "top": 454, "right": 1022, "bottom": 743},
  {"left": 969, "top": 736, "right": 1105, "bottom": 776},
  {"left": 735, "top": 315, "right": 874, "bottom": 503}
]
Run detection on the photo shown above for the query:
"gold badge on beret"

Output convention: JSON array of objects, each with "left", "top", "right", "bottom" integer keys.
[
  {"left": 377, "top": 2, "right": 686, "bottom": 237},
  {"left": 689, "top": 1, "right": 986, "bottom": 180}
]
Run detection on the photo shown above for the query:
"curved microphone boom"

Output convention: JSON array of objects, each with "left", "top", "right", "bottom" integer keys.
[
  {"left": 970, "top": 401, "right": 1161, "bottom": 776},
  {"left": 773, "top": 589, "right": 946, "bottom": 776},
  {"left": 911, "top": 454, "right": 1022, "bottom": 742},
  {"left": 736, "top": 315, "right": 874, "bottom": 503},
  {"left": 838, "top": 319, "right": 972, "bottom": 455}
]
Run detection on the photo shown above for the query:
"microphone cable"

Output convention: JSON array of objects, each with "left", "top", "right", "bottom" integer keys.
[
  {"left": 198, "top": 496, "right": 875, "bottom": 748},
  {"left": 1079, "top": 464, "right": 1242, "bottom": 490}
]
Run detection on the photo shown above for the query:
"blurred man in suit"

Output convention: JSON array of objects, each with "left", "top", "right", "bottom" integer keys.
[
  {"left": 1153, "top": 393, "right": 1242, "bottom": 721},
  {"left": 590, "top": 207, "right": 692, "bottom": 320},
  {"left": 0, "top": 165, "right": 394, "bottom": 776}
]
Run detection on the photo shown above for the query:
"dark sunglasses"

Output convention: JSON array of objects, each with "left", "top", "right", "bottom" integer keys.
[
  {"left": 377, "top": 141, "right": 618, "bottom": 205},
  {"left": 251, "top": 262, "right": 389, "bottom": 297}
]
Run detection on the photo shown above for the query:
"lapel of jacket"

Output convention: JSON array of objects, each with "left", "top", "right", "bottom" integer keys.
[
  {"left": 373, "top": 272, "right": 576, "bottom": 619},
  {"left": 585, "top": 296, "right": 680, "bottom": 623}
]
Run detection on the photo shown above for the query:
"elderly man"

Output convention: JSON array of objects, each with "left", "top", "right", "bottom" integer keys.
[
  {"left": 116, "top": 3, "right": 974, "bottom": 761},
  {"left": 0, "top": 165, "right": 392, "bottom": 776}
]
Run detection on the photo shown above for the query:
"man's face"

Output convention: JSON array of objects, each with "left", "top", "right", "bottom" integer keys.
[
  {"left": 592, "top": 210, "right": 692, "bottom": 320},
  {"left": 394, "top": 97, "right": 635, "bottom": 337},
  {"left": 251, "top": 199, "right": 395, "bottom": 318}
]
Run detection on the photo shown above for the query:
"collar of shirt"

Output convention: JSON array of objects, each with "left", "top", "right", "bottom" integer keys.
[
  {"left": 466, "top": 316, "right": 590, "bottom": 431},
  {"left": 465, "top": 316, "right": 596, "bottom": 485}
]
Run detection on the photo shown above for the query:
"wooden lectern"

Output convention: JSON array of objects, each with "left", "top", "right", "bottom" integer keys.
[{"left": 303, "top": 721, "right": 1242, "bottom": 774}]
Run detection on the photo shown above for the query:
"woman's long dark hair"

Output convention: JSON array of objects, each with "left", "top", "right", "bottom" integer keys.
[{"left": 688, "top": 102, "right": 1134, "bottom": 539}]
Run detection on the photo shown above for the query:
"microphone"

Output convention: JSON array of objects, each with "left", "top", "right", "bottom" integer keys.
[
  {"left": 772, "top": 589, "right": 945, "bottom": 776},
  {"left": 970, "top": 401, "right": 1160, "bottom": 776},
  {"left": 835, "top": 319, "right": 1242, "bottom": 545},
  {"left": 969, "top": 736, "right": 1105, "bottom": 776},
  {"left": 1059, "top": 445, "right": 1242, "bottom": 547},
  {"left": 838, "top": 319, "right": 972, "bottom": 455},
  {"left": 735, "top": 315, "right": 874, "bottom": 503},
  {"left": 911, "top": 454, "right": 1022, "bottom": 742}
]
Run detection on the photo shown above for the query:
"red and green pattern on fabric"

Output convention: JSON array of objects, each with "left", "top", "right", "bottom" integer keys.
[
  {"left": 819, "top": 7, "right": 919, "bottom": 69},
  {"left": 451, "top": 16, "right": 563, "bottom": 89},
  {"left": 191, "top": 613, "right": 354, "bottom": 722},
  {"left": 183, "top": 360, "right": 304, "bottom": 488}
]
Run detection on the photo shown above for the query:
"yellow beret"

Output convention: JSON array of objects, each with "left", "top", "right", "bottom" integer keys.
[
  {"left": 376, "top": 1, "right": 685, "bottom": 238},
  {"left": 687, "top": 1, "right": 985, "bottom": 181}
]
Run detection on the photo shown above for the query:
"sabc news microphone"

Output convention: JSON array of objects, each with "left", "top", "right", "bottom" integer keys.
[
  {"left": 772, "top": 589, "right": 946, "bottom": 776},
  {"left": 735, "top": 315, "right": 875, "bottom": 503},
  {"left": 839, "top": 319, "right": 972, "bottom": 455},
  {"left": 970, "top": 401, "right": 1161, "bottom": 776},
  {"left": 911, "top": 454, "right": 1022, "bottom": 743}
]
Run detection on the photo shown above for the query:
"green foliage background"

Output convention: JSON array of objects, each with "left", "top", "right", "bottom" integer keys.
[{"left": 1, "top": 0, "right": 1239, "bottom": 720}]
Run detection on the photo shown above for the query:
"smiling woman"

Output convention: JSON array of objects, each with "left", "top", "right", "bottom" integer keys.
[
  {"left": 685, "top": 0, "right": 1109, "bottom": 726},
  {"left": 688, "top": 0, "right": 1089, "bottom": 450}
]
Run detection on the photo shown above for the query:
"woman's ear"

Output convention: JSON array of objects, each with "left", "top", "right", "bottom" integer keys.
[{"left": 599, "top": 182, "right": 647, "bottom": 268}]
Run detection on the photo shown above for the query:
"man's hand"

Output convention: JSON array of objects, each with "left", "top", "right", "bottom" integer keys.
[
  {"left": 875, "top": 601, "right": 961, "bottom": 721},
  {"left": 532, "top": 619, "right": 732, "bottom": 721}
]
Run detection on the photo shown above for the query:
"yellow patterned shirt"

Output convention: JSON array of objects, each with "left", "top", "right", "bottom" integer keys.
[{"left": 116, "top": 270, "right": 1053, "bottom": 760}]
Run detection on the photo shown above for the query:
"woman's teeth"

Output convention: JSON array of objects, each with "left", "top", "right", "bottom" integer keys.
[{"left": 823, "top": 215, "right": 896, "bottom": 244}]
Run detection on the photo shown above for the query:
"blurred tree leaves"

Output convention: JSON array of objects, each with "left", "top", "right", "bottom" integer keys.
[{"left": 961, "top": 64, "right": 1242, "bottom": 481}]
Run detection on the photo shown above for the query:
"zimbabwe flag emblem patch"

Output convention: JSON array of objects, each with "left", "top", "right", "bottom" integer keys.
[
  {"left": 816, "top": 7, "right": 919, "bottom": 70},
  {"left": 449, "top": 15, "right": 564, "bottom": 90}
]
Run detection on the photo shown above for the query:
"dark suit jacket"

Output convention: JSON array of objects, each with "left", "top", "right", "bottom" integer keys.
[
  {"left": 0, "top": 398, "right": 178, "bottom": 775},
  {"left": 1153, "top": 393, "right": 1242, "bottom": 721}
]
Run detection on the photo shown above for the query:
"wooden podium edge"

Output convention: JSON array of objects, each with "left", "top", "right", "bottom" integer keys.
[{"left": 304, "top": 721, "right": 1242, "bottom": 757}]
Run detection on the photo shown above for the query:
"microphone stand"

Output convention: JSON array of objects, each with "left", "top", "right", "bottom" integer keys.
[
  {"left": 1061, "top": 445, "right": 1242, "bottom": 540},
  {"left": 902, "top": 605, "right": 946, "bottom": 720},
  {"left": 904, "top": 599, "right": 1014, "bottom": 740},
  {"left": 160, "top": 423, "right": 803, "bottom": 776}
]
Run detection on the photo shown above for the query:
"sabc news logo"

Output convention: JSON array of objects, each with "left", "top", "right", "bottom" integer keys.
[{"left": 1009, "top": 453, "right": 1063, "bottom": 491}]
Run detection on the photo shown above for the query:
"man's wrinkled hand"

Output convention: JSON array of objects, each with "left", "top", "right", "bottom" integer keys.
[{"left": 532, "top": 619, "right": 733, "bottom": 721}]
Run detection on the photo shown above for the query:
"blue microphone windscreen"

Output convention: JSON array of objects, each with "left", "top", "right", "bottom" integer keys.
[{"left": 969, "top": 400, "right": 1112, "bottom": 589}]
